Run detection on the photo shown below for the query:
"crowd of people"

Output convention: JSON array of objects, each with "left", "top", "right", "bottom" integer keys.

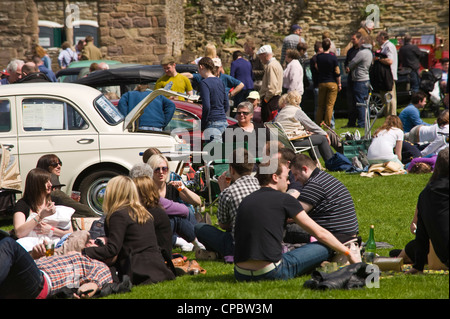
[
  {"left": 1, "top": 24, "right": 449, "bottom": 299},
  {"left": 1, "top": 135, "right": 447, "bottom": 297}
]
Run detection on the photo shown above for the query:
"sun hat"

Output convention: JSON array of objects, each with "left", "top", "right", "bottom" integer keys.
[{"left": 247, "top": 91, "right": 260, "bottom": 100}]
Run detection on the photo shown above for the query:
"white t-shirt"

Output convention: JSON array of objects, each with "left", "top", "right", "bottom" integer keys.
[
  {"left": 419, "top": 124, "right": 438, "bottom": 143},
  {"left": 421, "top": 124, "right": 449, "bottom": 156},
  {"left": 367, "top": 127, "right": 404, "bottom": 161}
]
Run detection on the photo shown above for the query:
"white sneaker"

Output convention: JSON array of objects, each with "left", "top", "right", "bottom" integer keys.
[
  {"left": 175, "top": 237, "right": 194, "bottom": 252},
  {"left": 193, "top": 238, "right": 206, "bottom": 250}
]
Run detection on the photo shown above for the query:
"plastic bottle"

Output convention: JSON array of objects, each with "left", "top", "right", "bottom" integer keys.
[{"left": 363, "top": 225, "right": 376, "bottom": 263}]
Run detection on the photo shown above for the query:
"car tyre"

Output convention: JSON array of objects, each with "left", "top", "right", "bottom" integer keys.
[
  {"left": 369, "top": 93, "right": 384, "bottom": 119},
  {"left": 79, "top": 169, "right": 123, "bottom": 215}
]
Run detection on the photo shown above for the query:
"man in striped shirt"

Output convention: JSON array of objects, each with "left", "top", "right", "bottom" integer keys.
[{"left": 290, "top": 154, "right": 359, "bottom": 243}]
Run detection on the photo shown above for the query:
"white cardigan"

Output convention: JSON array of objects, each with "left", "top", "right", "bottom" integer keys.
[{"left": 282, "top": 59, "right": 304, "bottom": 95}]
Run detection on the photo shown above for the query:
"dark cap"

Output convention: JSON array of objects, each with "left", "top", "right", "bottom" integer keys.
[
  {"left": 50, "top": 174, "right": 65, "bottom": 188},
  {"left": 291, "top": 24, "right": 302, "bottom": 31}
]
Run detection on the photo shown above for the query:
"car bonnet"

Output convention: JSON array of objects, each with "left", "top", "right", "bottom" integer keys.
[{"left": 123, "top": 88, "right": 199, "bottom": 130}]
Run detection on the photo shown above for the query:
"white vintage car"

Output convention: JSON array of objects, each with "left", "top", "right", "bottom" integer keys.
[{"left": 0, "top": 82, "right": 186, "bottom": 214}]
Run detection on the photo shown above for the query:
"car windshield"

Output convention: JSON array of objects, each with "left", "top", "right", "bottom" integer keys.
[{"left": 94, "top": 95, "right": 124, "bottom": 125}]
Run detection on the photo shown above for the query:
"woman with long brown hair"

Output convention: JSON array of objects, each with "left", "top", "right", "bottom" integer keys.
[
  {"left": 82, "top": 175, "right": 175, "bottom": 286},
  {"left": 13, "top": 168, "right": 73, "bottom": 251}
]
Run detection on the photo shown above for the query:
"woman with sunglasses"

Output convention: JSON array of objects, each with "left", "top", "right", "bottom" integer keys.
[
  {"left": 36, "top": 154, "right": 97, "bottom": 217},
  {"left": 36, "top": 154, "right": 63, "bottom": 177},
  {"left": 222, "top": 101, "right": 270, "bottom": 157},
  {"left": 147, "top": 154, "right": 204, "bottom": 251}
]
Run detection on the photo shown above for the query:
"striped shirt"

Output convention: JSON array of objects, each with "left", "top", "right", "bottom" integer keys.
[
  {"left": 298, "top": 168, "right": 359, "bottom": 235},
  {"left": 217, "top": 174, "right": 260, "bottom": 238},
  {"left": 35, "top": 253, "right": 112, "bottom": 295}
]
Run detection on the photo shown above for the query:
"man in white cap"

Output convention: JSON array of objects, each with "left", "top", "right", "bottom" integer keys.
[{"left": 257, "top": 45, "right": 283, "bottom": 122}]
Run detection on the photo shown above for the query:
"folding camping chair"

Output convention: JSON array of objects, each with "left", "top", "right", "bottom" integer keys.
[
  {"left": 264, "top": 122, "right": 322, "bottom": 169},
  {"left": 0, "top": 144, "right": 22, "bottom": 219},
  {"left": 202, "top": 141, "right": 261, "bottom": 214}
]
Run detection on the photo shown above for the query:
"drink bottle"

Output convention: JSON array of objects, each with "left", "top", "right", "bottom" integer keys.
[{"left": 363, "top": 225, "right": 376, "bottom": 263}]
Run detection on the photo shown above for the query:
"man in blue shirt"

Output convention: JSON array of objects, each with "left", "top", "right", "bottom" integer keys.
[
  {"left": 33, "top": 56, "right": 57, "bottom": 82},
  {"left": 399, "top": 91, "right": 430, "bottom": 133},
  {"left": 230, "top": 51, "right": 254, "bottom": 106},
  {"left": 118, "top": 84, "right": 176, "bottom": 131}
]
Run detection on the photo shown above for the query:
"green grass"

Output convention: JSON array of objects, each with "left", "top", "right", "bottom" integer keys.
[{"left": 1, "top": 115, "right": 448, "bottom": 302}]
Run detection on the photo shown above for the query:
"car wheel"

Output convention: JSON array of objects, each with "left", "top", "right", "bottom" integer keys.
[
  {"left": 79, "top": 169, "right": 123, "bottom": 215},
  {"left": 369, "top": 93, "right": 383, "bottom": 118}
]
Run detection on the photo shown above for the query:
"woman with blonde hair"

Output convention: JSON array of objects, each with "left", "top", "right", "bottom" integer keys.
[
  {"left": 33, "top": 44, "right": 52, "bottom": 70},
  {"left": 147, "top": 154, "right": 205, "bottom": 251},
  {"left": 82, "top": 175, "right": 175, "bottom": 285},
  {"left": 276, "top": 91, "right": 334, "bottom": 161},
  {"left": 367, "top": 115, "right": 404, "bottom": 166},
  {"left": 133, "top": 175, "right": 174, "bottom": 273},
  {"left": 191, "top": 43, "right": 218, "bottom": 64}
]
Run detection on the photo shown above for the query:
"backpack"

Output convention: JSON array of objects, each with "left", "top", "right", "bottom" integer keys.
[{"left": 325, "top": 152, "right": 355, "bottom": 172}]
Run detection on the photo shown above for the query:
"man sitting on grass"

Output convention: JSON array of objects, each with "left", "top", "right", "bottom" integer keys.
[
  {"left": 233, "top": 156, "right": 359, "bottom": 281},
  {"left": 289, "top": 154, "right": 360, "bottom": 245},
  {"left": 195, "top": 148, "right": 260, "bottom": 263}
]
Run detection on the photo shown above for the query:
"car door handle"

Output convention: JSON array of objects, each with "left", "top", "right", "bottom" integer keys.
[{"left": 77, "top": 138, "right": 94, "bottom": 144}]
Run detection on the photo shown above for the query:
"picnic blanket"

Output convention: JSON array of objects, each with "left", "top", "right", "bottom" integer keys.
[{"left": 360, "top": 161, "right": 406, "bottom": 178}]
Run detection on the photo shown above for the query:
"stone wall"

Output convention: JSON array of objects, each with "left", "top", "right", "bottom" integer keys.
[
  {"left": 182, "top": 0, "right": 449, "bottom": 66},
  {"left": 0, "top": 0, "right": 38, "bottom": 67},
  {"left": 0, "top": 0, "right": 448, "bottom": 70},
  {"left": 98, "top": 0, "right": 184, "bottom": 64}
]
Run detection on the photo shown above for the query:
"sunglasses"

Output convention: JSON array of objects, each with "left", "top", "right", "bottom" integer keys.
[
  {"left": 154, "top": 166, "right": 169, "bottom": 174},
  {"left": 236, "top": 111, "right": 250, "bottom": 116},
  {"left": 49, "top": 161, "right": 62, "bottom": 167}
]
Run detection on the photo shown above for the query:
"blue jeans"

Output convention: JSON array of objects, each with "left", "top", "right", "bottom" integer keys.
[
  {"left": 204, "top": 120, "right": 228, "bottom": 142},
  {"left": 234, "top": 242, "right": 332, "bottom": 281},
  {"left": 410, "top": 70, "right": 420, "bottom": 93},
  {"left": 353, "top": 80, "right": 369, "bottom": 128},
  {"left": 170, "top": 215, "right": 197, "bottom": 245},
  {"left": 194, "top": 223, "right": 234, "bottom": 257},
  {"left": 0, "top": 237, "right": 44, "bottom": 298}
]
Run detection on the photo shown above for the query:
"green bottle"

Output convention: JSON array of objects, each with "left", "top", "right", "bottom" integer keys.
[{"left": 364, "top": 225, "right": 376, "bottom": 263}]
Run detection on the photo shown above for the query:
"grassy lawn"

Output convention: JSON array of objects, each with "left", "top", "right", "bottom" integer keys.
[{"left": 1, "top": 114, "right": 448, "bottom": 304}]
